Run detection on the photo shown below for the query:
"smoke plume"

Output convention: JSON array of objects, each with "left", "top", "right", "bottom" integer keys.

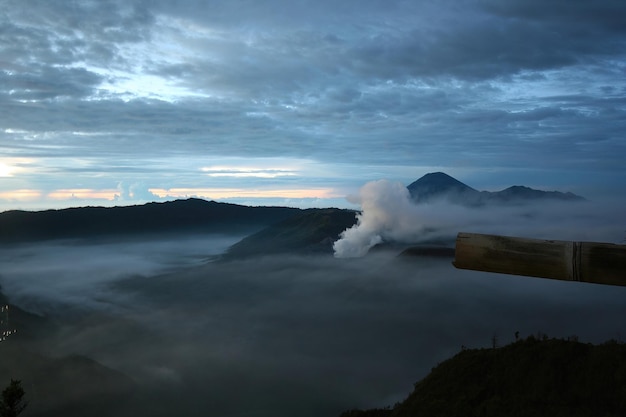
[
  {"left": 333, "top": 180, "right": 422, "bottom": 257},
  {"left": 333, "top": 180, "right": 625, "bottom": 258}
]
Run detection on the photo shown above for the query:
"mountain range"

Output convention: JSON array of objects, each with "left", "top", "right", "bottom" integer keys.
[
  {"left": 0, "top": 199, "right": 299, "bottom": 244},
  {"left": 0, "top": 173, "right": 585, "bottom": 254},
  {"left": 408, "top": 172, "right": 585, "bottom": 205},
  {"left": 224, "top": 172, "right": 586, "bottom": 258}
]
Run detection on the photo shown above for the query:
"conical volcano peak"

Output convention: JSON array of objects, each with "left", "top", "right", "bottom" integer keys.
[
  {"left": 407, "top": 172, "right": 478, "bottom": 203},
  {"left": 410, "top": 172, "right": 476, "bottom": 190}
]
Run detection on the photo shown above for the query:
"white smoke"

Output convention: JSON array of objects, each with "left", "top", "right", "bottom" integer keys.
[
  {"left": 333, "top": 180, "right": 626, "bottom": 258},
  {"left": 333, "top": 180, "right": 427, "bottom": 257}
]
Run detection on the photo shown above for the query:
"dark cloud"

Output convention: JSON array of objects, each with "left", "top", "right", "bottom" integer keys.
[
  {"left": 149, "top": 0, "right": 415, "bottom": 30},
  {"left": 4, "top": 0, "right": 154, "bottom": 44},
  {"left": 481, "top": 0, "right": 626, "bottom": 34},
  {"left": 0, "top": 66, "right": 102, "bottom": 100},
  {"left": 348, "top": 9, "right": 624, "bottom": 82}
]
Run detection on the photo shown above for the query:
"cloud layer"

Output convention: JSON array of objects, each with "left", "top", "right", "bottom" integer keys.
[{"left": 1, "top": 0, "right": 625, "bottom": 209}]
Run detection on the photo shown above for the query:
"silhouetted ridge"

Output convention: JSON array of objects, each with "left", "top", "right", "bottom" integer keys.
[
  {"left": 407, "top": 172, "right": 585, "bottom": 205},
  {"left": 0, "top": 199, "right": 300, "bottom": 243},
  {"left": 493, "top": 185, "right": 586, "bottom": 202}
]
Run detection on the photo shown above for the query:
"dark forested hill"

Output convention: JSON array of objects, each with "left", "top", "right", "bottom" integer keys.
[
  {"left": 0, "top": 199, "right": 300, "bottom": 243},
  {"left": 341, "top": 336, "right": 626, "bottom": 417},
  {"left": 222, "top": 208, "right": 357, "bottom": 259}
]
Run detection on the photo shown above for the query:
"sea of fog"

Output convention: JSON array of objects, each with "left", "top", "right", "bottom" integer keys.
[
  {"left": 0, "top": 234, "right": 242, "bottom": 314},
  {"left": 1, "top": 233, "right": 626, "bottom": 417}
]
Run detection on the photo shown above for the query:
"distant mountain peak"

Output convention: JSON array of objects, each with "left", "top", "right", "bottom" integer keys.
[
  {"left": 407, "top": 172, "right": 585, "bottom": 205},
  {"left": 407, "top": 172, "right": 479, "bottom": 203},
  {"left": 410, "top": 172, "right": 475, "bottom": 189}
]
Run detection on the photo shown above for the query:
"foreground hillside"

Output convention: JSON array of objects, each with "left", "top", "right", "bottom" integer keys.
[{"left": 342, "top": 336, "right": 626, "bottom": 417}]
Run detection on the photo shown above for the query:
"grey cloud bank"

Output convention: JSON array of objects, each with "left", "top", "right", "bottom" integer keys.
[{"left": 0, "top": 0, "right": 625, "bottom": 210}]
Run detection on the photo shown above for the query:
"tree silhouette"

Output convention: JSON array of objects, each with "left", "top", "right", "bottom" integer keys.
[{"left": 0, "top": 380, "right": 27, "bottom": 417}]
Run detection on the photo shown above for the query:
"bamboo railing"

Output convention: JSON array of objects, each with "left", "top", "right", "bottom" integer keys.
[{"left": 453, "top": 232, "right": 626, "bottom": 287}]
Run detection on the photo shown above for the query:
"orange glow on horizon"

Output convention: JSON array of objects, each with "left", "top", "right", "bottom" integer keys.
[
  {"left": 150, "top": 187, "right": 339, "bottom": 200},
  {"left": 47, "top": 189, "right": 119, "bottom": 200},
  {"left": 0, "top": 189, "right": 43, "bottom": 200},
  {"left": 0, "top": 187, "right": 342, "bottom": 205}
]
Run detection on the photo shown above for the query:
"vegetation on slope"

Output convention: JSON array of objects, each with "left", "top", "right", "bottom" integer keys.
[
  {"left": 341, "top": 336, "right": 626, "bottom": 417},
  {"left": 222, "top": 208, "right": 357, "bottom": 259},
  {"left": 0, "top": 199, "right": 299, "bottom": 243}
]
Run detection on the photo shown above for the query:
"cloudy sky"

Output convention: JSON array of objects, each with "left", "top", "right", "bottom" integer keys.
[{"left": 1, "top": 0, "right": 625, "bottom": 211}]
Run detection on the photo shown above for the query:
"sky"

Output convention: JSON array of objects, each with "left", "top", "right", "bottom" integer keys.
[{"left": 1, "top": 0, "right": 625, "bottom": 211}]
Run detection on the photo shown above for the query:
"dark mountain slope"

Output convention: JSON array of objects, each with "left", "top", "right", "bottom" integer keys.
[
  {"left": 341, "top": 337, "right": 626, "bottom": 417},
  {"left": 0, "top": 199, "right": 300, "bottom": 243},
  {"left": 0, "top": 343, "right": 137, "bottom": 417},
  {"left": 222, "top": 208, "right": 357, "bottom": 259},
  {"left": 492, "top": 185, "right": 586, "bottom": 203}
]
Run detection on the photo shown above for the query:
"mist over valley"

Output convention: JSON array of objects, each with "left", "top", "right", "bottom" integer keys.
[{"left": 0, "top": 173, "right": 624, "bottom": 416}]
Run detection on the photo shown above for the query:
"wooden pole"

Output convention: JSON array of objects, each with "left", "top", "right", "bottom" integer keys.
[{"left": 453, "top": 232, "right": 626, "bottom": 287}]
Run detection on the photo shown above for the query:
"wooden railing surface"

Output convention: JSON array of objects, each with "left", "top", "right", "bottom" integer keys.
[{"left": 453, "top": 232, "right": 626, "bottom": 287}]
